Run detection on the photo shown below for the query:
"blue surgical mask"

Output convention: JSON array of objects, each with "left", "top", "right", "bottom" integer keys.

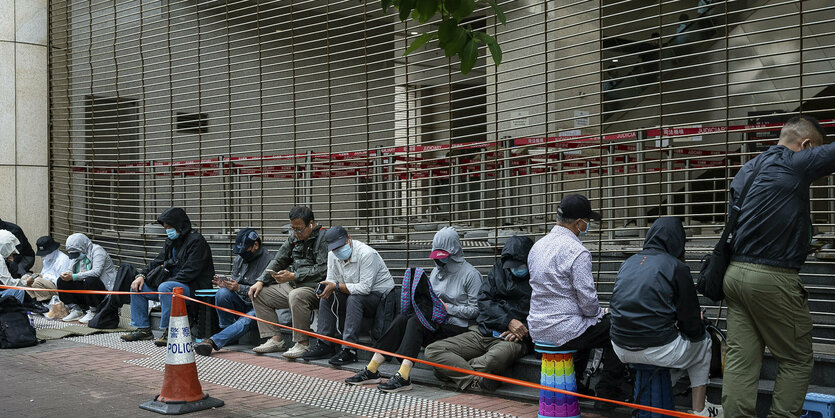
[
  {"left": 578, "top": 219, "right": 591, "bottom": 236},
  {"left": 166, "top": 228, "right": 179, "bottom": 240},
  {"left": 333, "top": 244, "right": 352, "bottom": 260},
  {"left": 510, "top": 266, "right": 529, "bottom": 278}
]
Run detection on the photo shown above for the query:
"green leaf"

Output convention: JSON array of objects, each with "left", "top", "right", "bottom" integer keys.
[
  {"left": 404, "top": 32, "right": 437, "bottom": 55},
  {"left": 399, "top": 0, "right": 416, "bottom": 21},
  {"left": 438, "top": 19, "right": 457, "bottom": 47},
  {"left": 445, "top": 0, "right": 461, "bottom": 14},
  {"left": 415, "top": 0, "right": 437, "bottom": 23},
  {"left": 381, "top": 0, "right": 394, "bottom": 13},
  {"left": 482, "top": 0, "right": 507, "bottom": 25},
  {"left": 443, "top": 26, "right": 468, "bottom": 57},
  {"left": 452, "top": 0, "right": 476, "bottom": 21},
  {"left": 473, "top": 32, "right": 502, "bottom": 65},
  {"left": 458, "top": 37, "right": 477, "bottom": 74}
]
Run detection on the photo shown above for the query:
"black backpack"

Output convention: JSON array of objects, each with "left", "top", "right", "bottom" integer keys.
[
  {"left": 0, "top": 294, "right": 39, "bottom": 349},
  {"left": 88, "top": 294, "right": 120, "bottom": 329}
]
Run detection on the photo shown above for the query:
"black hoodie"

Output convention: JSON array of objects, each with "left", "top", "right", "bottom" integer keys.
[
  {"left": 142, "top": 207, "right": 215, "bottom": 290},
  {"left": 476, "top": 235, "right": 534, "bottom": 338},
  {"left": 610, "top": 217, "right": 706, "bottom": 350}
]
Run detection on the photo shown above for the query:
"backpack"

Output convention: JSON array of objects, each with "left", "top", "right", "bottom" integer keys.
[
  {"left": 0, "top": 294, "right": 40, "bottom": 349},
  {"left": 706, "top": 323, "right": 727, "bottom": 378},
  {"left": 88, "top": 294, "right": 120, "bottom": 329}
]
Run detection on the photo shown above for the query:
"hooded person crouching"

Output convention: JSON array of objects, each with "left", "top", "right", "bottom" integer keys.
[
  {"left": 57, "top": 233, "right": 116, "bottom": 323},
  {"left": 121, "top": 207, "right": 215, "bottom": 346}
]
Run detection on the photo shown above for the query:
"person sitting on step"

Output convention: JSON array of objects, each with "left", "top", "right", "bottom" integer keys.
[
  {"left": 345, "top": 227, "right": 481, "bottom": 393},
  {"left": 121, "top": 207, "right": 214, "bottom": 346},
  {"left": 194, "top": 228, "right": 274, "bottom": 356},
  {"left": 58, "top": 233, "right": 116, "bottom": 324},
  {"left": 300, "top": 226, "right": 396, "bottom": 366},
  {"left": 23, "top": 236, "right": 71, "bottom": 316}
]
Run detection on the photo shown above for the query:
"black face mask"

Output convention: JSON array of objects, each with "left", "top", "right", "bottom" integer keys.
[
  {"left": 68, "top": 252, "right": 81, "bottom": 259},
  {"left": 240, "top": 250, "right": 256, "bottom": 262},
  {"left": 434, "top": 259, "right": 447, "bottom": 268}
]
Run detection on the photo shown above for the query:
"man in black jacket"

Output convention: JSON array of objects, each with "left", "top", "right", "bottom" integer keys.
[
  {"left": 0, "top": 218, "right": 36, "bottom": 278},
  {"left": 424, "top": 235, "right": 533, "bottom": 392},
  {"left": 610, "top": 217, "right": 720, "bottom": 417},
  {"left": 722, "top": 116, "right": 833, "bottom": 417},
  {"left": 121, "top": 207, "right": 215, "bottom": 346}
]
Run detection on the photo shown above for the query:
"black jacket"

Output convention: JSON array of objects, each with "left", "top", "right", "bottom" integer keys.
[
  {"left": 730, "top": 144, "right": 835, "bottom": 270},
  {"left": 610, "top": 217, "right": 705, "bottom": 350},
  {"left": 477, "top": 236, "right": 534, "bottom": 338},
  {"left": 142, "top": 208, "right": 215, "bottom": 290},
  {"left": 0, "top": 218, "right": 35, "bottom": 277}
]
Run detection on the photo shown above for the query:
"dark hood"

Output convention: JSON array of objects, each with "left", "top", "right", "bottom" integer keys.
[
  {"left": 643, "top": 217, "right": 686, "bottom": 258},
  {"left": 501, "top": 235, "right": 533, "bottom": 269},
  {"left": 157, "top": 207, "right": 193, "bottom": 234}
]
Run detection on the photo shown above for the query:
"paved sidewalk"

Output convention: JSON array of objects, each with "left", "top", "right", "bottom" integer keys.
[{"left": 0, "top": 317, "right": 618, "bottom": 417}]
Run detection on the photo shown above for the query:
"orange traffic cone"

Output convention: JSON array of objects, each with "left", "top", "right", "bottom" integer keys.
[{"left": 140, "top": 287, "right": 224, "bottom": 414}]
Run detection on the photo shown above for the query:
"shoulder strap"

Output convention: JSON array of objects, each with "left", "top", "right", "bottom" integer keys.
[{"left": 723, "top": 156, "right": 765, "bottom": 243}]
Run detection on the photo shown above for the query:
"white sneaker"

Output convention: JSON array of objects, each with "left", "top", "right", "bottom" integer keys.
[
  {"left": 78, "top": 311, "right": 96, "bottom": 324},
  {"left": 62, "top": 308, "right": 84, "bottom": 322},
  {"left": 693, "top": 401, "right": 723, "bottom": 417},
  {"left": 252, "top": 338, "right": 286, "bottom": 354},
  {"left": 282, "top": 342, "right": 310, "bottom": 359}
]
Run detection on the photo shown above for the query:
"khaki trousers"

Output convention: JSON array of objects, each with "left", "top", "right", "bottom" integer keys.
[
  {"left": 722, "top": 262, "right": 813, "bottom": 418},
  {"left": 252, "top": 283, "right": 318, "bottom": 343},
  {"left": 424, "top": 330, "right": 527, "bottom": 390},
  {"left": 26, "top": 277, "right": 58, "bottom": 301}
]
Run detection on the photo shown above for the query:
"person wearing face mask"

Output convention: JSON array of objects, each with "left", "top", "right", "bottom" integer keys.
[
  {"left": 425, "top": 235, "right": 534, "bottom": 392},
  {"left": 248, "top": 206, "right": 328, "bottom": 359},
  {"left": 0, "top": 230, "right": 28, "bottom": 303},
  {"left": 122, "top": 207, "right": 215, "bottom": 346},
  {"left": 194, "top": 228, "right": 273, "bottom": 356},
  {"left": 0, "top": 218, "right": 36, "bottom": 279},
  {"left": 527, "top": 194, "right": 628, "bottom": 404},
  {"left": 345, "top": 226, "right": 481, "bottom": 393},
  {"left": 721, "top": 116, "right": 833, "bottom": 417},
  {"left": 57, "top": 233, "right": 116, "bottom": 323},
  {"left": 300, "top": 226, "right": 396, "bottom": 365},
  {"left": 21, "top": 236, "right": 71, "bottom": 314}
]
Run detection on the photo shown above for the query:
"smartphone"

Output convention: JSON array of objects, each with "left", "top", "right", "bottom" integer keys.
[
  {"left": 315, "top": 282, "right": 327, "bottom": 296},
  {"left": 265, "top": 269, "right": 277, "bottom": 275},
  {"left": 492, "top": 330, "right": 503, "bottom": 338}
]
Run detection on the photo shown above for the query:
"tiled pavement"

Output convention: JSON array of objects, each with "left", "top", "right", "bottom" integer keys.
[{"left": 0, "top": 317, "right": 615, "bottom": 417}]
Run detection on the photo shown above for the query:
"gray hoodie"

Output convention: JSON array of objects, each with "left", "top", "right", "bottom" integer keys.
[
  {"left": 428, "top": 227, "right": 482, "bottom": 328},
  {"left": 65, "top": 233, "right": 117, "bottom": 291}
]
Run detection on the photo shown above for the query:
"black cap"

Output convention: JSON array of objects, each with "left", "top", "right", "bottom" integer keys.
[
  {"left": 558, "top": 194, "right": 602, "bottom": 221},
  {"left": 233, "top": 228, "right": 259, "bottom": 255},
  {"left": 36, "top": 236, "right": 60, "bottom": 257},
  {"left": 325, "top": 226, "right": 349, "bottom": 251}
]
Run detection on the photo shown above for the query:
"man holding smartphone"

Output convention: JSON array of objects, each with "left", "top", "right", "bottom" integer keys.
[
  {"left": 248, "top": 206, "right": 328, "bottom": 359},
  {"left": 300, "top": 226, "right": 396, "bottom": 366},
  {"left": 194, "top": 228, "right": 273, "bottom": 356}
]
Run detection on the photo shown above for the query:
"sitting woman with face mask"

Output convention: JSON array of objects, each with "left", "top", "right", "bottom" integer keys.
[
  {"left": 58, "top": 233, "right": 116, "bottom": 324},
  {"left": 344, "top": 226, "right": 482, "bottom": 393}
]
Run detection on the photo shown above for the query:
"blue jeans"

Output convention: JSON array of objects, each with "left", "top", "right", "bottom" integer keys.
[
  {"left": 210, "top": 287, "right": 255, "bottom": 349},
  {"left": 1, "top": 289, "right": 25, "bottom": 303},
  {"left": 129, "top": 281, "right": 192, "bottom": 329}
]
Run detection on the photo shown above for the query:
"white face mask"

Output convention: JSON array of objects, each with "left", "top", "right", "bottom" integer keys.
[{"left": 578, "top": 219, "right": 591, "bottom": 236}]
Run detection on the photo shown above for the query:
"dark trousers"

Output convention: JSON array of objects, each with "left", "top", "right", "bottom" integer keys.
[
  {"left": 317, "top": 291, "right": 382, "bottom": 349},
  {"left": 559, "top": 315, "right": 626, "bottom": 397},
  {"left": 57, "top": 276, "right": 106, "bottom": 309},
  {"left": 376, "top": 314, "right": 468, "bottom": 359}
]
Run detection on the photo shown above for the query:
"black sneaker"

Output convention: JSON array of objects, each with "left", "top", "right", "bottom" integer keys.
[
  {"left": 120, "top": 328, "right": 153, "bottom": 342},
  {"left": 194, "top": 339, "right": 215, "bottom": 356},
  {"left": 477, "top": 376, "right": 501, "bottom": 392},
  {"left": 328, "top": 348, "right": 357, "bottom": 366},
  {"left": 345, "top": 367, "right": 381, "bottom": 385},
  {"left": 301, "top": 342, "right": 336, "bottom": 361},
  {"left": 378, "top": 372, "right": 412, "bottom": 393},
  {"left": 154, "top": 329, "right": 168, "bottom": 347}
]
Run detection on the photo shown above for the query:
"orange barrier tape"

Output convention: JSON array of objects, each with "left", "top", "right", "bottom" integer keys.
[
  {"left": 178, "top": 293, "right": 702, "bottom": 418},
  {"left": 0, "top": 284, "right": 700, "bottom": 416},
  {"left": 0, "top": 284, "right": 171, "bottom": 296}
]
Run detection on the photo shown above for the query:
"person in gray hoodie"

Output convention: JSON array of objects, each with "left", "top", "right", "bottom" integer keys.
[
  {"left": 345, "top": 226, "right": 482, "bottom": 393},
  {"left": 58, "top": 233, "right": 117, "bottom": 324}
]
